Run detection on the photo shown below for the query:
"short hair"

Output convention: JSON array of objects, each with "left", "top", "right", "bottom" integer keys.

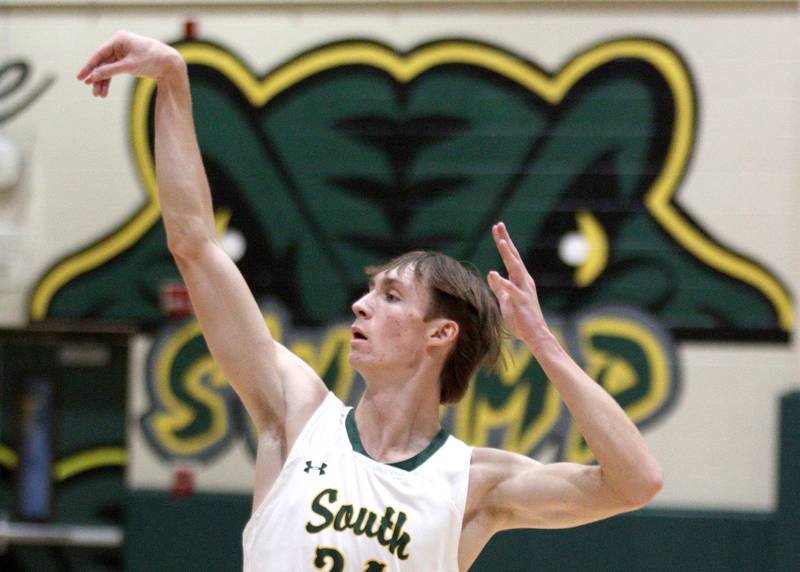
[{"left": 365, "top": 251, "right": 504, "bottom": 404}]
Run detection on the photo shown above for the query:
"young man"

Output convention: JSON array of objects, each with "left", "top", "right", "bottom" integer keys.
[{"left": 79, "top": 31, "right": 662, "bottom": 571}]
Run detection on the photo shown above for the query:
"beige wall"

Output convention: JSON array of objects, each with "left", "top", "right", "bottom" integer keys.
[{"left": 2, "top": 4, "right": 798, "bottom": 511}]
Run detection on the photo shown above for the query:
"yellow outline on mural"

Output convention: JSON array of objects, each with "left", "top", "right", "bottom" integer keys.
[
  {"left": 29, "top": 38, "right": 792, "bottom": 331},
  {"left": 0, "top": 443, "right": 18, "bottom": 469},
  {"left": 0, "top": 443, "right": 125, "bottom": 480},
  {"left": 53, "top": 447, "right": 127, "bottom": 481},
  {"left": 574, "top": 211, "right": 608, "bottom": 287},
  {"left": 149, "top": 320, "right": 233, "bottom": 456},
  {"left": 565, "top": 316, "right": 672, "bottom": 463}
]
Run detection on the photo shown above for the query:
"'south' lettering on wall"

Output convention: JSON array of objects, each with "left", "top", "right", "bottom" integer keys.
[{"left": 29, "top": 36, "right": 793, "bottom": 463}]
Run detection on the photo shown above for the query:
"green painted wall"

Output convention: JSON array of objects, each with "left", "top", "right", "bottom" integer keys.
[
  {"left": 776, "top": 392, "right": 800, "bottom": 572},
  {"left": 125, "top": 390, "right": 799, "bottom": 572},
  {"left": 127, "top": 496, "right": 776, "bottom": 572}
]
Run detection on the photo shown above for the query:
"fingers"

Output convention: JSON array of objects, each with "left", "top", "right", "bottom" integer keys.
[
  {"left": 493, "top": 225, "right": 528, "bottom": 285},
  {"left": 87, "top": 75, "right": 111, "bottom": 98},
  {"left": 492, "top": 221, "right": 523, "bottom": 261},
  {"left": 488, "top": 271, "right": 521, "bottom": 334},
  {"left": 80, "top": 43, "right": 132, "bottom": 98},
  {"left": 86, "top": 59, "right": 133, "bottom": 83},
  {"left": 77, "top": 38, "right": 119, "bottom": 81},
  {"left": 78, "top": 33, "right": 134, "bottom": 99},
  {"left": 487, "top": 270, "right": 513, "bottom": 301},
  {"left": 487, "top": 270, "right": 506, "bottom": 290},
  {"left": 98, "top": 79, "right": 111, "bottom": 98}
]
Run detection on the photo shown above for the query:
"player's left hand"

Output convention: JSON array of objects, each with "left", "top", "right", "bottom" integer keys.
[{"left": 487, "top": 222, "right": 551, "bottom": 348}]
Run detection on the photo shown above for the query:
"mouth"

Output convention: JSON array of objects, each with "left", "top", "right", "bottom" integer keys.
[{"left": 351, "top": 326, "right": 368, "bottom": 341}]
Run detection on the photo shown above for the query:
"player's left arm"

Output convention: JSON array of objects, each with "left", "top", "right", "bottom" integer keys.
[{"left": 481, "top": 222, "right": 663, "bottom": 530}]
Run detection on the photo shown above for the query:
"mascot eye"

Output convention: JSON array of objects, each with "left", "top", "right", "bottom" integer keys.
[
  {"left": 560, "top": 211, "right": 608, "bottom": 287},
  {"left": 558, "top": 231, "right": 590, "bottom": 268},
  {"left": 221, "top": 226, "right": 247, "bottom": 262}
]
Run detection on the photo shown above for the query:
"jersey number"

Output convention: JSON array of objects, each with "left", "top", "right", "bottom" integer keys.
[{"left": 314, "top": 546, "right": 386, "bottom": 571}]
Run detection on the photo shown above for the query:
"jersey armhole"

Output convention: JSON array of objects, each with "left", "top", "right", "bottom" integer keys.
[
  {"left": 286, "top": 391, "right": 340, "bottom": 462},
  {"left": 454, "top": 443, "right": 474, "bottom": 519},
  {"left": 246, "top": 391, "right": 340, "bottom": 532}
]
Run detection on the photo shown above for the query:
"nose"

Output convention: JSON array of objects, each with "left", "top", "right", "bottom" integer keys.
[{"left": 352, "top": 292, "right": 371, "bottom": 318}]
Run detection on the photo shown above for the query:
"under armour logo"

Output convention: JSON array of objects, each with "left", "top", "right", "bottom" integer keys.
[{"left": 304, "top": 461, "right": 327, "bottom": 475}]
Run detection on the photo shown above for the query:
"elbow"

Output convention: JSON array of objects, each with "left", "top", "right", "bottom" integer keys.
[
  {"left": 639, "top": 467, "right": 664, "bottom": 505},
  {"left": 166, "top": 224, "right": 215, "bottom": 261},
  {"left": 167, "top": 235, "right": 203, "bottom": 261},
  {"left": 606, "top": 458, "right": 663, "bottom": 510},
  {"left": 625, "top": 464, "right": 664, "bottom": 509},
  {"left": 162, "top": 49, "right": 188, "bottom": 75}
]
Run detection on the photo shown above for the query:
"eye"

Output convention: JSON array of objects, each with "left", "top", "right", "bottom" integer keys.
[
  {"left": 561, "top": 211, "right": 608, "bottom": 287},
  {"left": 384, "top": 292, "right": 399, "bottom": 302}
]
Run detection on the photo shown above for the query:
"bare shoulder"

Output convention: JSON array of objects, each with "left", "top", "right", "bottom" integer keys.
[
  {"left": 459, "top": 448, "right": 543, "bottom": 569},
  {"left": 251, "top": 344, "right": 328, "bottom": 512},
  {"left": 466, "top": 447, "right": 541, "bottom": 512},
  {"left": 468, "top": 448, "right": 541, "bottom": 489},
  {"left": 470, "top": 446, "right": 540, "bottom": 469},
  {"left": 465, "top": 447, "right": 541, "bottom": 530},
  {"left": 272, "top": 341, "right": 329, "bottom": 440},
  {"left": 273, "top": 341, "right": 328, "bottom": 389}
]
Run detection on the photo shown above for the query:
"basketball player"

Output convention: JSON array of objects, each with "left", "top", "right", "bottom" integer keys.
[{"left": 78, "top": 31, "right": 662, "bottom": 571}]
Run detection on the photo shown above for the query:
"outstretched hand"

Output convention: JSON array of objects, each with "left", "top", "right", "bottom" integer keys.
[
  {"left": 487, "top": 222, "right": 550, "bottom": 347},
  {"left": 77, "top": 31, "right": 183, "bottom": 98}
]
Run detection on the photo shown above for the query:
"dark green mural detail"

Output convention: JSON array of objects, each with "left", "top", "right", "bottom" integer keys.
[
  {"left": 191, "top": 46, "right": 787, "bottom": 335},
  {"left": 46, "top": 220, "right": 179, "bottom": 327},
  {"left": 37, "top": 39, "right": 790, "bottom": 339},
  {"left": 29, "top": 38, "right": 793, "bottom": 462},
  {"left": 603, "top": 213, "right": 776, "bottom": 334}
]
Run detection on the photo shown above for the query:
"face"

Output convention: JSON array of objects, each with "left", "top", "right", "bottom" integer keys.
[{"left": 348, "top": 266, "right": 438, "bottom": 377}]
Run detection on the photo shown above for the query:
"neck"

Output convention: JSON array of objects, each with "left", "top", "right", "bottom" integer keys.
[{"left": 354, "top": 368, "right": 443, "bottom": 464}]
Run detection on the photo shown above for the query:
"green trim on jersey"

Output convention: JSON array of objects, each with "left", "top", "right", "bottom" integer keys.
[{"left": 345, "top": 409, "right": 449, "bottom": 472}]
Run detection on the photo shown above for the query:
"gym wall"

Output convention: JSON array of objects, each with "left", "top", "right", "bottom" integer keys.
[{"left": 0, "top": 2, "right": 797, "bottom": 571}]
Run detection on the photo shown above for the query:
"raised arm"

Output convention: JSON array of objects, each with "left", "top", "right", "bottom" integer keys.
[
  {"left": 77, "top": 32, "right": 327, "bottom": 441},
  {"left": 476, "top": 222, "right": 662, "bottom": 531}
]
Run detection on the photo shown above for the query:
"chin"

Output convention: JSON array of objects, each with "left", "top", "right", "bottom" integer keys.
[
  {"left": 347, "top": 351, "right": 374, "bottom": 378},
  {"left": 347, "top": 350, "right": 363, "bottom": 370}
]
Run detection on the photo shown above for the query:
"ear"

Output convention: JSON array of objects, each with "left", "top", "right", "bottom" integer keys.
[{"left": 428, "top": 318, "right": 459, "bottom": 348}]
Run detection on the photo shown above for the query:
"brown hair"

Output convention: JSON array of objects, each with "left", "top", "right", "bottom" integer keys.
[{"left": 365, "top": 251, "right": 505, "bottom": 404}]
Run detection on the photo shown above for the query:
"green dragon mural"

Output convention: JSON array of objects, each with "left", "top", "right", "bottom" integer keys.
[{"left": 27, "top": 37, "right": 793, "bottom": 464}]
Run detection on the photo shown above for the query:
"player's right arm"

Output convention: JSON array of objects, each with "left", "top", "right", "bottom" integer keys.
[{"left": 77, "top": 31, "right": 328, "bottom": 444}]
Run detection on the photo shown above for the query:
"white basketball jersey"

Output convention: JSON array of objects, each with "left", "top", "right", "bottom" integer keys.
[{"left": 243, "top": 392, "right": 473, "bottom": 571}]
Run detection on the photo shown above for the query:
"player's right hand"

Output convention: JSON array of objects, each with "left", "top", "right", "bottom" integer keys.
[{"left": 77, "top": 31, "right": 184, "bottom": 98}]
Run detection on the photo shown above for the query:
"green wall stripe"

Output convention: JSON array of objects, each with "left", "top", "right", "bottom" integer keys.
[
  {"left": 125, "top": 389, "right": 800, "bottom": 572},
  {"left": 776, "top": 391, "right": 800, "bottom": 572}
]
